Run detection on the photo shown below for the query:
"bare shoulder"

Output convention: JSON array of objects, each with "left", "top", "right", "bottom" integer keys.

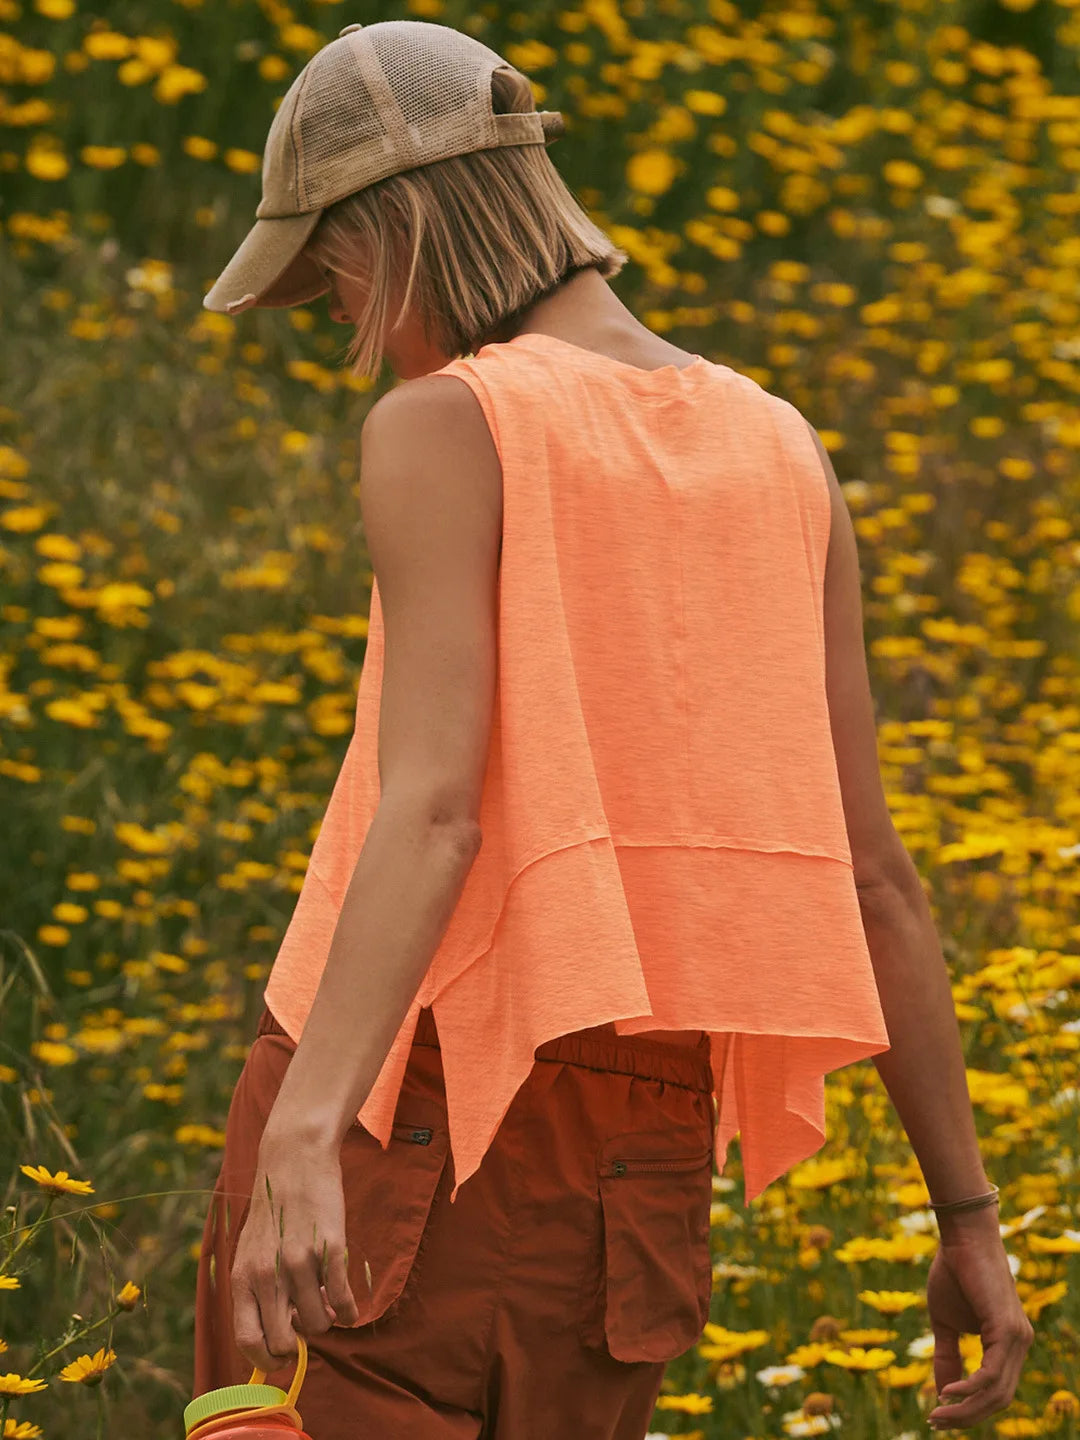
[
  {"left": 360, "top": 374, "right": 503, "bottom": 547},
  {"left": 364, "top": 373, "right": 496, "bottom": 456}
]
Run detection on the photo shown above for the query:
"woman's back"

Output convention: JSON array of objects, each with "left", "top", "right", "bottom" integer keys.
[{"left": 262, "top": 329, "right": 889, "bottom": 1205}]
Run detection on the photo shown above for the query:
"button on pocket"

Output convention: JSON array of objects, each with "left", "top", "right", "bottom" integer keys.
[
  {"left": 579, "top": 1127, "right": 714, "bottom": 1363},
  {"left": 338, "top": 1099, "right": 449, "bottom": 1328}
]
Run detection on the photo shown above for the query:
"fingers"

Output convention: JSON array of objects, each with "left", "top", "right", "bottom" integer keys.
[
  {"left": 320, "top": 1241, "right": 361, "bottom": 1327},
  {"left": 232, "top": 1259, "right": 322, "bottom": 1376},
  {"left": 232, "top": 1240, "right": 357, "bottom": 1376},
  {"left": 932, "top": 1357, "right": 995, "bottom": 1425},
  {"left": 928, "top": 1328, "right": 1031, "bottom": 1429},
  {"left": 232, "top": 1275, "right": 293, "bottom": 1377},
  {"left": 277, "top": 1245, "right": 338, "bottom": 1340}
]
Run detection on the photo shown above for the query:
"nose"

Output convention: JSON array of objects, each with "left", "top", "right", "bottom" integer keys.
[{"left": 316, "top": 268, "right": 350, "bottom": 324}]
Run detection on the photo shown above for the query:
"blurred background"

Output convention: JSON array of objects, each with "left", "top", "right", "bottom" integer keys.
[{"left": 1, "top": 0, "right": 1078, "bottom": 1435}]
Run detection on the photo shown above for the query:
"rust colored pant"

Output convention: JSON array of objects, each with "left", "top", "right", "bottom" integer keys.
[{"left": 192, "top": 1004, "right": 718, "bottom": 1440}]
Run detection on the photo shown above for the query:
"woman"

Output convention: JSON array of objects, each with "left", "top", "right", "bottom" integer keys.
[{"left": 192, "top": 17, "right": 1020, "bottom": 1440}]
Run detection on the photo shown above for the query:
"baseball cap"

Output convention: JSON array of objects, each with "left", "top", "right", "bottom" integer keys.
[{"left": 203, "top": 19, "right": 565, "bottom": 317}]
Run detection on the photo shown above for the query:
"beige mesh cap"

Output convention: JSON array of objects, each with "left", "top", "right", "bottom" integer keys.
[{"left": 203, "top": 19, "right": 565, "bottom": 317}]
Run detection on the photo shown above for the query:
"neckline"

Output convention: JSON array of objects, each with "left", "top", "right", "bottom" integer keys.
[{"left": 498, "top": 330, "right": 711, "bottom": 379}]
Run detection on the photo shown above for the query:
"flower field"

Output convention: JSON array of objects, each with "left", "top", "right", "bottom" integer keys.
[{"left": 1, "top": 0, "right": 1078, "bottom": 1435}]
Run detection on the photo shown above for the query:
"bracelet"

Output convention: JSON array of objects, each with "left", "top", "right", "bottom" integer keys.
[{"left": 929, "top": 1184, "right": 1000, "bottom": 1215}]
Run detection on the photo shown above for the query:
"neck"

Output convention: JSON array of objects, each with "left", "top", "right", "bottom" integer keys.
[{"left": 479, "top": 266, "right": 648, "bottom": 351}]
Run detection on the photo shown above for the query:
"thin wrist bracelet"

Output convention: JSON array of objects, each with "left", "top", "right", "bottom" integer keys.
[{"left": 929, "top": 1184, "right": 1000, "bottom": 1215}]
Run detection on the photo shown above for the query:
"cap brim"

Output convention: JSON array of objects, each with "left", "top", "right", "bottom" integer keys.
[{"left": 203, "top": 210, "right": 331, "bottom": 315}]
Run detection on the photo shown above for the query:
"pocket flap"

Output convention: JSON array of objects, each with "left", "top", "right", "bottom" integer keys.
[
  {"left": 584, "top": 1126, "right": 714, "bottom": 1363},
  {"left": 339, "top": 1095, "right": 449, "bottom": 1327}
]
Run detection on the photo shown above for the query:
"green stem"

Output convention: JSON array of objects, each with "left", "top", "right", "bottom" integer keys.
[
  {"left": 5, "top": 1189, "right": 223, "bottom": 1243},
  {"left": 1, "top": 1194, "right": 55, "bottom": 1269},
  {"left": 26, "top": 1307, "right": 119, "bottom": 1378},
  {"left": 96, "top": 1383, "right": 105, "bottom": 1440}
]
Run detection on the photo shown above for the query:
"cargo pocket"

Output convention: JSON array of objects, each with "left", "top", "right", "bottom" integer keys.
[
  {"left": 578, "top": 1126, "right": 714, "bottom": 1363},
  {"left": 337, "top": 1094, "right": 449, "bottom": 1328}
]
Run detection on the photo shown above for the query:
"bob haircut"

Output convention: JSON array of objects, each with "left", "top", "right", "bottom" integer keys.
[{"left": 301, "top": 66, "right": 630, "bottom": 380}]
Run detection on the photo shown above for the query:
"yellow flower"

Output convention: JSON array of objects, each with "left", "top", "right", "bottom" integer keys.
[
  {"left": 822, "top": 1344, "right": 897, "bottom": 1371},
  {"left": 0, "top": 447, "right": 30, "bottom": 478},
  {"left": 3, "top": 1415, "right": 46, "bottom": 1436},
  {"left": 0, "top": 1375, "right": 48, "bottom": 1396},
  {"left": 174, "top": 1123, "right": 226, "bottom": 1148},
  {"left": 34, "top": 533, "right": 82, "bottom": 560},
  {"left": 35, "top": 615, "right": 82, "bottom": 638},
  {"left": 118, "top": 59, "right": 153, "bottom": 84},
  {"left": 882, "top": 158, "right": 923, "bottom": 188},
  {"left": 258, "top": 54, "right": 290, "bottom": 82},
  {"left": 45, "top": 691, "right": 104, "bottom": 726},
  {"left": 14, "top": 49, "right": 54, "bottom": 84},
  {"left": 114, "top": 821, "right": 174, "bottom": 855},
  {"left": 155, "top": 64, "right": 207, "bottom": 103},
  {"left": 1, "top": 506, "right": 50, "bottom": 532},
  {"left": 59, "top": 1348, "right": 116, "bottom": 1385},
  {"left": 20, "top": 1164, "right": 95, "bottom": 1196},
  {"left": 279, "top": 23, "right": 321, "bottom": 53},
  {"left": 81, "top": 145, "right": 127, "bottom": 170},
  {"left": 52, "top": 902, "right": 89, "bottom": 924},
  {"left": 858, "top": 1288, "right": 925, "bottom": 1315},
  {"left": 626, "top": 147, "right": 679, "bottom": 197},
  {"left": 502, "top": 38, "right": 558, "bottom": 69},
  {"left": 115, "top": 1280, "right": 141, "bottom": 1311},
  {"left": 685, "top": 88, "right": 727, "bottom": 115},
  {"left": 37, "top": 561, "right": 84, "bottom": 587},
  {"left": 224, "top": 148, "right": 260, "bottom": 173},
  {"left": 183, "top": 135, "right": 218, "bottom": 161},
  {"left": 95, "top": 581, "right": 153, "bottom": 609},
  {"left": 73, "top": 1027, "right": 125, "bottom": 1054},
  {"left": 29, "top": 1038, "right": 78, "bottom": 1064},
  {"left": 1047, "top": 1393, "right": 1080, "bottom": 1421},
  {"left": 655, "top": 1391, "right": 714, "bottom": 1414},
  {"left": 0, "top": 1278, "right": 21, "bottom": 1290},
  {"left": 35, "top": 925, "right": 73, "bottom": 948},
  {"left": 83, "top": 30, "right": 132, "bottom": 60},
  {"left": 133, "top": 35, "right": 177, "bottom": 70},
  {"left": 64, "top": 864, "right": 100, "bottom": 887}
]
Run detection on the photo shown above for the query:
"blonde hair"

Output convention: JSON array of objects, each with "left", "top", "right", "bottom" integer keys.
[{"left": 302, "top": 66, "right": 629, "bottom": 380}]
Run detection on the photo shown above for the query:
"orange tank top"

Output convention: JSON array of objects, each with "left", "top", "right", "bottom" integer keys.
[{"left": 263, "top": 329, "right": 890, "bottom": 1206}]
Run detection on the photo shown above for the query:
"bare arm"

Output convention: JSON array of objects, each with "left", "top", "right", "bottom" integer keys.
[{"left": 809, "top": 418, "right": 995, "bottom": 1237}]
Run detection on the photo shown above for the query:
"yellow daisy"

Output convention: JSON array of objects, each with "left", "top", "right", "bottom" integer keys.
[
  {"left": 19, "top": 1165, "right": 95, "bottom": 1197},
  {"left": 59, "top": 1348, "right": 116, "bottom": 1386},
  {"left": 0, "top": 1375, "right": 48, "bottom": 1396},
  {"left": 4, "top": 1418, "right": 45, "bottom": 1438},
  {"left": 115, "top": 1281, "right": 141, "bottom": 1310},
  {"left": 0, "top": 1279, "right": 19, "bottom": 1291}
]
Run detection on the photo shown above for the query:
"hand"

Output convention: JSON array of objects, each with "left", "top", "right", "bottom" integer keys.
[
  {"left": 230, "top": 1132, "right": 361, "bottom": 1375},
  {"left": 925, "top": 1229, "right": 1034, "bottom": 1431}
]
